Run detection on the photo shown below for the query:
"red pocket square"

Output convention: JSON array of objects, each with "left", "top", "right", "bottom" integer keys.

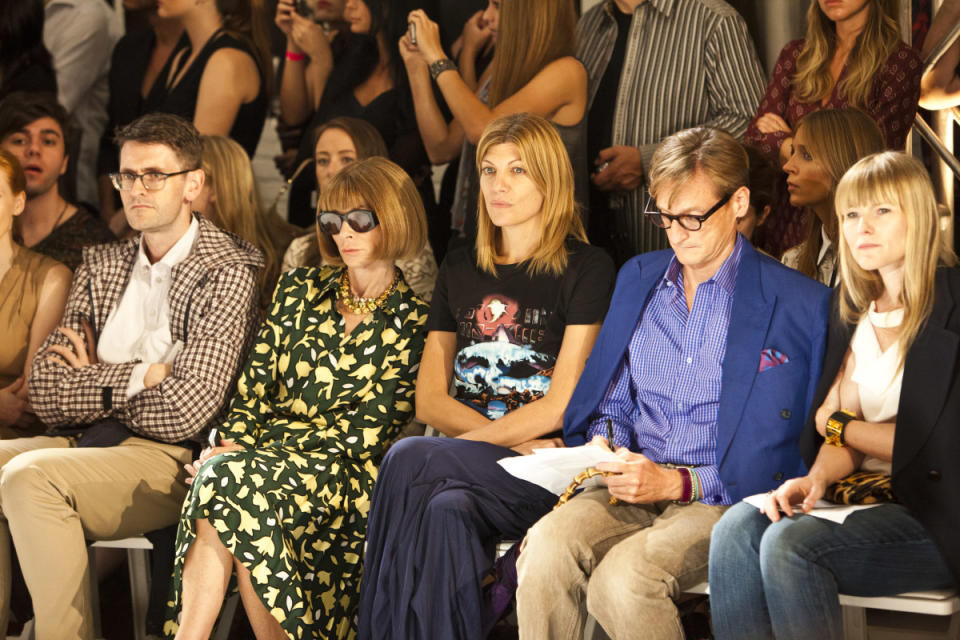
[{"left": 759, "top": 348, "right": 789, "bottom": 372}]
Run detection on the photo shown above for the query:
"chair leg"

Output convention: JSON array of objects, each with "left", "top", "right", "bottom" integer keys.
[
  {"left": 947, "top": 610, "right": 960, "bottom": 640},
  {"left": 126, "top": 549, "right": 151, "bottom": 640},
  {"left": 212, "top": 593, "right": 241, "bottom": 640},
  {"left": 87, "top": 546, "right": 103, "bottom": 640},
  {"left": 841, "top": 605, "right": 868, "bottom": 640}
]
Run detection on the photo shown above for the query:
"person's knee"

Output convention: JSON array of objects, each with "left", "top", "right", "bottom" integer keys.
[
  {"left": 422, "top": 488, "right": 475, "bottom": 523},
  {"left": 711, "top": 501, "right": 765, "bottom": 561},
  {"left": 517, "top": 507, "right": 589, "bottom": 587},
  {"left": 0, "top": 452, "right": 57, "bottom": 515},
  {"left": 758, "top": 516, "right": 823, "bottom": 578},
  {"left": 383, "top": 436, "right": 432, "bottom": 466}
]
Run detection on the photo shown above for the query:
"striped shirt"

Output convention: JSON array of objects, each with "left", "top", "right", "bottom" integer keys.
[
  {"left": 586, "top": 234, "right": 745, "bottom": 505},
  {"left": 577, "top": 0, "right": 764, "bottom": 256}
]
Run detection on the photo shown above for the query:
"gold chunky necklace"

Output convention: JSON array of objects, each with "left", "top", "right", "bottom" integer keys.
[{"left": 338, "top": 268, "right": 400, "bottom": 314}]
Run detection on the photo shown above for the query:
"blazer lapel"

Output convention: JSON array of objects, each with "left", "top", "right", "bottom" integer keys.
[
  {"left": 894, "top": 274, "right": 958, "bottom": 473},
  {"left": 564, "top": 252, "right": 670, "bottom": 440},
  {"left": 716, "top": 244, "right": 775, "bottom": 466}
]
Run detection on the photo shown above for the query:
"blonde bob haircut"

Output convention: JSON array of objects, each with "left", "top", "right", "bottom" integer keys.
[
  {"left": 474, "top": 113, "right": 587, "bottom": 277},
  {"left": 835, "top": 151, "right": 957, "bottom": 367},
  {"left": 315, "top": 156, "right": 427, "bottom": 265},
  {"left": 648, "top": 126, "right": 748, "bottom": 205},
  {"left": 794, "top": 0, "right": 901, "bottom": 109}
]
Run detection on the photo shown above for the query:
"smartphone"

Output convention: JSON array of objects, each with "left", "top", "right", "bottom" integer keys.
[
  {"left": 294, "top": 0, "right": 313, "bottom": 19},
  {"left": 409, "top": 22, "right": 417, "bottom": 45},
  {"left": 295, "top": 0, "right": 324, "bottom": 24}
]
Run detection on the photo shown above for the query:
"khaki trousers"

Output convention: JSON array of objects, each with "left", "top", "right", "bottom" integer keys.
[
  {"left": 516, "top": 488, "right": 727, "bottom": 640},
  {"left": 0, "top": 435, "right": 192, "bottom": 640}
]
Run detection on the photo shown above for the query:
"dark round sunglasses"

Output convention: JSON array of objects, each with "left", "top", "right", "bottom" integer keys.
[{"left": 316, "top": 208, "right": 380, "bottom": 235}]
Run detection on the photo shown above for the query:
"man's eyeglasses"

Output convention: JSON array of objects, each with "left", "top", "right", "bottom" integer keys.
[
  {"left": 316, "top": 208, "right": 380, "bottom": 235},
  {"left": 109, "top": 169, "right": 196, "bottom": 191},
  {"left": 644, "top": 192, "right": 733, "bottom": 231}
]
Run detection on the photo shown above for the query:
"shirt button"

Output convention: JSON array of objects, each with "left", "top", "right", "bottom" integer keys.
[
  {"left": 773, "top": 472, "right": 783, "bottom": 482},
  {"left": 780, "top": 409, "right": 791, "bottom": 419},
  {"left": 685, "top": 357, "right": 692, "bottom": 364}
]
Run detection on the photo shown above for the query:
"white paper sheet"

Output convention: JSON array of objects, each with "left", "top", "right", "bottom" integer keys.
[
  {"left": 498, "top": 445, "right": 621, "bottom": 495},
  {"left": 742, "top": 492, "right": 879, "bottom": 524}
]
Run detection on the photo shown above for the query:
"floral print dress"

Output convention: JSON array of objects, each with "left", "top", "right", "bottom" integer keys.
[{"left": 164, "top": 266, "right": 428, "bottom": 639}]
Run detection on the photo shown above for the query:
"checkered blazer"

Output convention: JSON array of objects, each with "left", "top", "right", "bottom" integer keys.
[{"left": 28, "top": 215, "right": 265, "bottom": 444}]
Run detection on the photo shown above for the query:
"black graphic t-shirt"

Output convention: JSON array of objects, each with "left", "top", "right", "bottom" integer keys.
[{"left": 428, "top": 241, "right": 616, "bottom": 419}]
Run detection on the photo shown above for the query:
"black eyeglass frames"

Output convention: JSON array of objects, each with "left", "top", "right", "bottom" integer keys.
[{"left": 643, "top": 192, "right": 733, "bottom": 231}]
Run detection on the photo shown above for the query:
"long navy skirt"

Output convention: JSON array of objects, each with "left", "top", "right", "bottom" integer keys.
[{"left": 357, "top": 436, "right": 556, "bottom": 640}]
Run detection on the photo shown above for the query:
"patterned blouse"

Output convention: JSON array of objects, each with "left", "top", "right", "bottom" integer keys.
[
  {"left": 165, "top": 266, "right": 428, "bottom": 639},
  {"left": 744, "top": 39, "right": 921, "bottom": 256}
]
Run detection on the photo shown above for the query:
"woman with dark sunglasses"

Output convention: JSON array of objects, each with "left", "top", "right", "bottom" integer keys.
[
  {"left": 166, "top": 156, "right": 429, "bottom": 639},
  {"left": 357, "top": 113, "right": 615, "bottom": 639},
  {"left": 281, "top": 117, "right": 439, "bottom": 301}
]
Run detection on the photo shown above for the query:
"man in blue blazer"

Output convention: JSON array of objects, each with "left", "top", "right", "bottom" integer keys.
[{"left": 516, "top": 127, "right": 831, "bottom": 640}]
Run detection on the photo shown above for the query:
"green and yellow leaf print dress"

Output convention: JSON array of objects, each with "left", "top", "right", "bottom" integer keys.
[{"left": 164, "top": 266, "right": 428, "bottom": 639}]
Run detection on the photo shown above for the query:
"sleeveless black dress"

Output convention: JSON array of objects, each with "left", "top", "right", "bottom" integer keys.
[{"left": 145, "top": 30, "right": 267, "bottom": 157}]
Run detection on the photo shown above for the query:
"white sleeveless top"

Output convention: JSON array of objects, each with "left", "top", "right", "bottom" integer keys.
[{"left": 849, "top": 303, "right": 903, "bottom": 475}]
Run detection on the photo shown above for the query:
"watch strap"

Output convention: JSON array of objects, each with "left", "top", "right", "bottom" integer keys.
[{"left": 429, "top": 58, "right": 458, "bottom": 81}]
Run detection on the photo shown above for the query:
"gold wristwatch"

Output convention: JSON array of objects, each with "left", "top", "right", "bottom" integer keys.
[{"left": 825, "top": 409, "right": 856, "bottom": 447}]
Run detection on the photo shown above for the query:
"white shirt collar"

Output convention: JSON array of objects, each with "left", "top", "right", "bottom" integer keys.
[
  {"left": 136, "top": 216, "right": 200, "bottom": 272},
  {"left": 817, "top": 226, "right": 833, "bottom": 265}
]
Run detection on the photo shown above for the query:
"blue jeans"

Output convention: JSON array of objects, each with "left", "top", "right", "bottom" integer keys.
[{"left": 709, "top": 501, "right": 955, "bottom": 640}]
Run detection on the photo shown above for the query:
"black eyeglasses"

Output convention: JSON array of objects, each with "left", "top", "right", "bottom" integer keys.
[
  {"left": 109, "top": 169, "right": 196, "bottom": 191},
  {"left": 644, "top": 192, "right": 733, "bottom": 231},
  {"left": 316, "top": 208, "right": 380, "bottom": 234}
]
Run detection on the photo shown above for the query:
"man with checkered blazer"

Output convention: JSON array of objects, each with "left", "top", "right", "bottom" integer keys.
[{"left": 1, "top": 113, "right": 264, "bottom": 639}]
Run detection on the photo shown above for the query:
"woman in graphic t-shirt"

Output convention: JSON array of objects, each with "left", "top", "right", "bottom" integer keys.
[{"left": 356, "top": 113, "right": 615, "bottom": 639}]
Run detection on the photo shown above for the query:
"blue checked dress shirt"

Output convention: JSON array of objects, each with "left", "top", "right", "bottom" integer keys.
[{"left": 586, "top": 235, "right": 744, "bottom": 505}]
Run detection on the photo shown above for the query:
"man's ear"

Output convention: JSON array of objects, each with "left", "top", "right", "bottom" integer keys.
[
  {"left": 731, "top": 185, "right": 750, "bottom": 220},
  {"left": 183, "top": 168, "right": 205, "bottom": 203},
  {"left": 58, "top": 153, "right": 69, "bottom": 177}
]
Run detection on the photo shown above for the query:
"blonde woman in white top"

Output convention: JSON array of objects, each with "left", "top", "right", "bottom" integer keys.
[{"left": 710, "top": 151, "right": 960, "bottom": 640}]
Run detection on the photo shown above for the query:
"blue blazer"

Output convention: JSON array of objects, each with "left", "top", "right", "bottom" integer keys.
[{"left": 563, "top": 240, "right": 831, "bottom": 503}]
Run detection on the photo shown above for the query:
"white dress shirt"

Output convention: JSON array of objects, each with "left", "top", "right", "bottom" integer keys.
[{"left": 97, "top": 218, "right": 199, "bottom": 398}]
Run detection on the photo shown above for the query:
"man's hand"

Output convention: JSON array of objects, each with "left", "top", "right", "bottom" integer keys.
[
  {"left": 0, "top": 378, "right": 27, "bottom": 428},
  {"left": 511, "top": 437, "right": 564, "bottom": 456},
  {"left": 588, "top": 435, "right": 613, "bottom": 450},
  {"left": 144, "top": 363, "right": 172, "bottom": 389},
  {"left": 591, "top": 146, "right": 644, "bottom": 193},
  {"left": 184, "top": 439, "right": 245, "bottom": 485},
  {"left": 596, "top": 450, "right": 683, "bottom": 503},
  {"left": 47, "top": 319, "right": 98, "bottom": 369}
]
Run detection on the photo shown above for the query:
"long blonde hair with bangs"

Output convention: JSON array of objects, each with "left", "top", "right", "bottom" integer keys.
[
  {"left": 475, "top": 113, "right": 586, "bottom": 277},
  {"left": 835, "top": 152, "right": 957, "bottom": 367},
  {"left": 200, "top": 135, "right": 299, "bottom": 306},
  {"left": 793, "top": 0, "right": 901, "bottom": 109},
  {"left": 487, "top": 0, "right": 577, "bottom": 108}
]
